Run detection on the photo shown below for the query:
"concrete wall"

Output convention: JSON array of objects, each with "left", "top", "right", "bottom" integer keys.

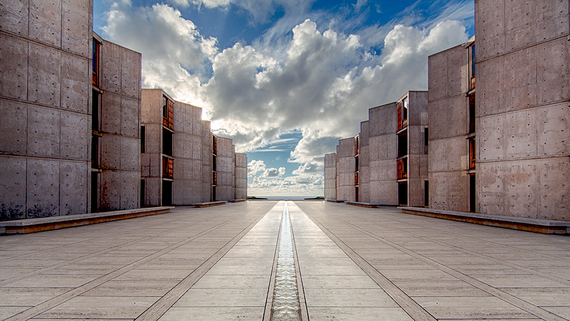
[
  {"left": 172, "top": 101, "right": 204, "bottom": 205},
  {"left": 215, "top": 136, "right": 235, "bottom": 201},
  {"left": 324, "top": 153, "right": 337, "bottom": 200},
  {"left": 368, "top": 102, "right": 398, "bottom": 205},
  {"left": 336, "top": 138, "right": 356, "bottom": 202},
  {"left": 140, "top": 89, "right": 164, "bottom": 207},
  {"left": 428, "top": 44, "right": 471, "bottom": 211},
  {"left": 235, "top": 153, "right": 247, "bottom": 200},
  {"left": 0, "top": 0, "right": 92, "bottom": 220},
  {"left": 358, "top": 121, "right": 370, "bottom": 203},
  {"left": 202, "top": 124, "right": 212, "bottom": 202},
  {"left": 475, "top": 0, "right": 570, "bottom": 220},
  {"left": 96, "top": 39, "right": 141, "bottom": 211},
  {"left": 406, "top": 91, "right": 429, "bottom": 207}
]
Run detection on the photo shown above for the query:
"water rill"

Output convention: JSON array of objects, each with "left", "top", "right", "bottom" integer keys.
[{"left": 271, "top": 202, "right": 301, "bottom": 321}]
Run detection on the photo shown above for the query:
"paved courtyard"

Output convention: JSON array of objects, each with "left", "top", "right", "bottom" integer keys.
[{"left": 0, "top": 201, "right": 569, "bottom": 320}]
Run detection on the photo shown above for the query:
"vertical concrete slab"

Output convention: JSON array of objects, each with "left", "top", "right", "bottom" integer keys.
[
  {"left": 29, "top": 0, "right": 61, "bottom": 47},
  {"left": 538, "top": 157, "right": 570, "bottom": 220},
  {"left": 0, "top": 0, "right": 29, "bottom": 36},
  {"left": 60, "top": 111, "right": 89, "bottom": 159},
  {"left": 61, "top": 52, "right": 90, "bottom": 112},
  {"left": 121, "top": 171, "right": 139, "bottom": 209},
  {"left": 0, "top": 157, "right": 26, "bottom": 220},
  {"left": 101, "top": 93, "right": 121, "bottom": 135},
  {"left": 100, "top": 171, "right": 120, "bottom": 211},
  {"left": 0, "top": 34, "right": 28, "bottom": 100},
  {"left": 0, "top": 100, "right": 27, "bottom": 154},
  {"left": 27, "top": 158, "right": 59, "bottom": 218},
  {"left": 537, "top": 103, "right": 570, "bottom": 157},
  {"left": 28, "top": 43, "right": 61, "bottom": 107},
  {"left": 61, "top": 0, "right": 90, "bottom": 56},
  {"left": 27, "top": 106, "right": 61, "bottom": 157},
  {"left": 59, "top": 161, "right": 87, "bottom": 215}
]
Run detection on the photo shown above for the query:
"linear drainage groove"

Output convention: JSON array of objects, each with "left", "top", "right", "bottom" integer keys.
[{"left": 271, "top": 202, "right": 301, "bottom": 321}]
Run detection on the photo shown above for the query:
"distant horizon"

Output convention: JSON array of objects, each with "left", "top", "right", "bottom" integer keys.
[{"left": 250, "top": 195, "right": 324, "bottom": 200}]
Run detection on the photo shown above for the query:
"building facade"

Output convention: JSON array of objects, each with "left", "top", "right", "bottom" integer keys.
[
  {"left": 91, "top": 34, "right": 142, "bottom": 212},
  {"left": 0, "top": 0, "right": 93, "bottom": 220},
  {"left": 141, "top": 89, "right": 246, "bottom": 206},
  {"left": 325, "top": 91, "right": 429, "bottom": 207}
]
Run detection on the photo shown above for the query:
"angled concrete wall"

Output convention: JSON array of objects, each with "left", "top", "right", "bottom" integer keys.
[
  {"left": 336, "top": 138, "right": 356, "bottom": 202},
  {"left": 172, "top": 102, "right": 204, "bottom": 205},
  {"left": 215, "top": 136, "right": 235, "bottom": 201},
  {"left": 0, "top": 0, "right": 92, "bottom": 220},
  {"left": 406, "top": 91, "right": 429, "bottom": 207},
  {"left": 368, "top": 102, "right": 398, "bottom": 205},
  {"left": 235, "top": 153, "right": 247, "bottom": 200},
  {"left": 428, "top": 44, "right": 471, "bottom": 211},
  {"left": 96, "top": 39, "right": 141, "bottom": 211},
  {"left": 324, "top": 153, "right": 337, "bottom": 200},
  {"left": 359, "top": 121, "right": 370, "bottom": 203},
  {"left": 475, "top": 0, "right": 570, "bottom": 220},
  {"left": 202, "top": 123, "right": 212, "bottom": 202}
]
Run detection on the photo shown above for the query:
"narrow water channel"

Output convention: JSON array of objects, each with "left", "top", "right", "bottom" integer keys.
[{"left": 271, "top": 202, "right": 301, "bottom": 321}]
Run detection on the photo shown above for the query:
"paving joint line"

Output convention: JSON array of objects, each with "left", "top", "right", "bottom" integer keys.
[
  {"left": 4, "top": 207, "right": 272, "bottom": 321},
  {"left": 309, "top": 207, "right": 568, "bottom": 321},
  {"left": 135, "top": 206, "right": 276, "bottom": 321},
  {"left": 293, "top": 201, "right": 437, "bottom": 321}
]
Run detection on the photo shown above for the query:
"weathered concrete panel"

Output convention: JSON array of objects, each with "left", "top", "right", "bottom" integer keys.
[
  {"left": 429, "top": 171, "right": 468, "bottom": 212},
  {"left": 100, "top": 42, "right": 121, "bottom": 93},
  {"left": 141, "top": 89, "right": 163, "bottom": 124},
  {"left": 59, "top": 161, "right": 87, "bottom": 215},
  {"left": 61, "top": 0, "right": 90, "bottom": 56},
  {"left": 121, "top": 137, "right": 139, "bottom": 171},
  {"left": 29, "top": 0, "right": 61, "bottom": 47},
  {"left": 477, "top": 57, "right": 505, "bottom": 117},
  {"left": 121, "top": 98, "right": 139, "bottom": 138},
  {"left": 429, "top": 96, "right": 468, "bottom": 140},
  {"left": 60, "top": 111, "right": 89, "bottom": 159},
  {"left": 537, "top": 103, "right": 570, "bottom": 157},
  {"left": 27, "top": 158, "right": 59, "bottom": 218},
  {"left": 0, "top": 157, "right": 26, "bottom": 220},
  {"left": 0, "top": 100, "right": 27, "bottom": 154},
  {"left": 503, "top": 48, "right": 538, "bottom": 112},
  {"left": 100, "top": 135, "right": 121, "bottom": 170},
  {"left": 28, "top": 43, "right": 61, "bottom": 107},
  {"left": 479, "top": 113, "right": 506, "bottom": 162},
  {"left": 475, "top": 0, "right": 505, "bottom": 61},
  {"left": 369, "top": 180, "right": 397, "bottom": 205},
  {"left": 0, "top": 0, "right": 29, "bottom": 36},
  {"left": 369, "top": 103, "right": 397, "bottom": 136},
  {"left": 121, "top": 48, "right": 142, "bottom": 99},
  {"left": 538, "top": 157, "right": 570, "bottom": 220},
  {"left": 120, "top": 171, "right": 139, "bottom": 209},
  {"left": 100, "top": 171, "right": 120, "bottom": 211},
  {"left": 407, "top": 91, "right": 428, "bottom": 126},
  {"left": 101, "top": 93, "right": 121, "bottom": 135},
  {"left": 28, "top": 106, "right": 60, "bottom": 157},
  {"left": 0, "top": 34, "right": 28, "bottom": 100},
  {"left": 504, "top": 109, "right": 537, "bottom": 160},
  {"left": 429, "top": 137, "right": 467, "bottom": 173},
  {"left": 61, "top": 53, "right": 90, "bottom": 112},
  {"left": 536, "top": 38, "right": 570, "bottom": 105}
]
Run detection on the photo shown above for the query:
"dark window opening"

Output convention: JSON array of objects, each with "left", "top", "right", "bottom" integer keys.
[
  {"left": 213, "top": 155, "right": 217, "bottom": 171},
  {"left": 424, "top": 181, "right": 429, "bottom": 207},
  {"left": 397, "top": 158, "right": 408, "bottom": 180},
  {"left": 141, "top": 126, "right": 146, "bottom": 153},
  {"left": 162, "top": 128, "right": 173, "bottom": 156},
  {"left": 469, "top": 137, "right": 476, "bottom": 170},
  {"left": 398, "top": 182, "right": 408, "bottom": 206},
  {"left": 212, "top": 135, "right": 217, "bottom": 155},
  {"left": 91, "top": 136, "right": 99, "bottom": 168},
  {"left": 162, "top": 96, "right": 173, "bottom": 129},
  {"left": 354, "top": 172, "right": 359, "bottom": 186},
  {"left": 140, "top": 179, "right": 145, "bottom": 207},
  {"left": 162, "top": 180, "right": 172, "bottom": 206},
  {"left": 397, "top": 99, "right": 409, "bottom": 131},
  {"left": 470, "top": 174, "right": 476, "bottom": 213},
  {"left": 354, "top": 136, "right": 359, "bottom": 155},
  {"left": 162, "top": 156, "right": 173, "bottom": 179},
  {"left": 469, "top": 95, "right": 476, "bottom": 134},
  {"left": 355, "top": 186, "right": 359, "bottom": 202},
  {"left": 92, "top": 39, "right": 100, "bottom": 86},
  {"left": 92, "top": 90, "right": 100, "bottom": 131},
  {"left": 213, "top": 171, "right": 217, "bottom": 186},
  {"left": 398, "top": 132, "right": 408, "bottom": 158},
  {"left": 424, "top": 127, "right": 429, "bottom": 154},
  {"left": 355, "top": 156, "right": 359, "bottom": 172},
  {"left": 91, "top": 172, "right": 98, "bottom": 213},
  {"left": 212, "top": 186, "right": 217, "bottom": 202},
  {"left": 162, "top": 96, "right": 168, "bottom": 118}
]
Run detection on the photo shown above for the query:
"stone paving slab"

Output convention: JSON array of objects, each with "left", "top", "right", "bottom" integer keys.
[{"left": 0, "top": 200, "right": 569, "bottom": 320}]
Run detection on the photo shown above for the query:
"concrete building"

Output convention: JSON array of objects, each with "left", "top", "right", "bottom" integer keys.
[
  {"left": 324, "top": 153, "right": 337, "bottom": 200},
  {"left": 91, "top": 34, "right": 142, "bottom": 212},
  {"left": 428, "top": 38, "right": 475, "bottom": 212},
  {"left": 141, "top": 89, "right": 246, "bottom": 206},
  {"left": 235, "top": 153, "right": 247, "bottom": 200},
  {"left": 325, "top": 91, "right": 429, "bottom": 206},
  {"left": 0, "top": 0, "right": 93, "bottom": 220},
  {"left": 428, "top": 0, "right": 570, "bottom": 221}
]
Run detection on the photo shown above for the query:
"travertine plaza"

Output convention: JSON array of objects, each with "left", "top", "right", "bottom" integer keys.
[{"left": 1, "top": 0, "right": 570, "bottom": 320}]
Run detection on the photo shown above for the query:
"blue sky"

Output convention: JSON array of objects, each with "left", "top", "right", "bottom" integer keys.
[{"left": 93, "top": 0, "right": 474, "bottom": 197}]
